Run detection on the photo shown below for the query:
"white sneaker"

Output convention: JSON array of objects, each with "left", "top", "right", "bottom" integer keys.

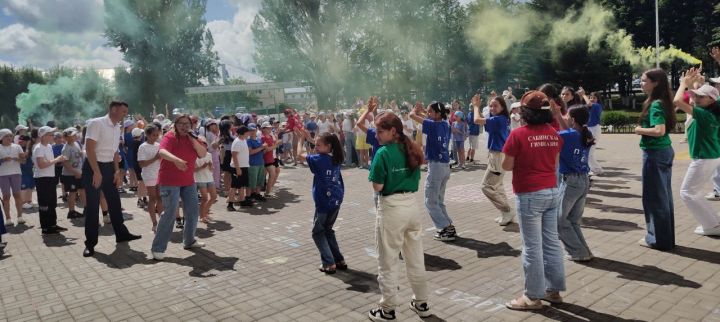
[
  {"left": 705, "top": 191, "right": 720, "bottom": 201},
  {"left": 694, "top": 225, "right": 720, "bottom": 236},
  {"left": 183, "top": 240, "right": 205, "bottom": 249},
  {"left": 498, "top": 210, "right": 515, "bottom": 226},
  {"left": 16, "top": 217, "right": 25, "bottom": 225},
  {"left": 4, "top": 219, "right": 12, "bottom": 226},
  {"left": 152, "top": 251, "right": 165, "bottom": 260},
  {"left": 102, "top": 215, "right": 111, "bottom": 224},
  {"left": 22, "top": 203, "right": 32, "bottom": 209}
]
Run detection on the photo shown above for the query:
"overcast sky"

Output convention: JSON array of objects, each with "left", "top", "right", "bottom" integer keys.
[{"left": 0, "top": 0, "right": 473, "bottom": 82}]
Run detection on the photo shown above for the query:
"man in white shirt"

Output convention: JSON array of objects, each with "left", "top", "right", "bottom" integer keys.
[{"left": 82, "top": 101, "right": 141, "bottom": 257}]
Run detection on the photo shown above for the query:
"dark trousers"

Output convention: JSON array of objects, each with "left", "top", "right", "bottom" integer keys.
[
  {"left": 642, "top": 147, "right": 675, "bottom": 250},
  {"left": 83, "top": 160, "right": 130, "bottom": 248},
  {"left": 35, "top": 177, "right": 57, "bottom": 229}
]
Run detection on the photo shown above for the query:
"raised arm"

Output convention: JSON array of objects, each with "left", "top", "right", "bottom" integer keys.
[
  {"left": 673, "top": 68, "right": 699, "bottom": 115},
  {"left": 408, "top": 101, "right": 425, "bottom": 123},
  {"left": 472, "top": 94, "right": 487, "bottom": 125}
]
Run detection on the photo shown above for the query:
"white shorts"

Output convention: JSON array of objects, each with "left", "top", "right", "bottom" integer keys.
[{"left": 468, "top": 135, "right": 480, "bottom": 150}]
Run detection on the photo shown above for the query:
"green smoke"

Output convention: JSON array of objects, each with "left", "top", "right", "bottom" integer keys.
[
  {"left": 465, "top": 7, "right": 540, "bottom": 68},
  {"left": 16, "top": 69, "right": 115, "bottom": 126}
]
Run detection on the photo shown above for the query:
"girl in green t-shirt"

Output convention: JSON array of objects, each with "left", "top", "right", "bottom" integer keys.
[
  {"left": 634, "top": 68, "right": 676, "bottom": 250},
  {"left": 367, "top": 113, "right": 431, "bottom": 321},
  {"left": 673, "top": 67, "right": 720, "bottom": 236}
]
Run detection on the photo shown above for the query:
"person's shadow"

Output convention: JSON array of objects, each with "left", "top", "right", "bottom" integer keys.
[
  {"left": 164, "top": 248, "right": 239, "bottom": 277},
  {"left": 672, "top": 245, "right": 720, "bottom": 265},
  {"left": 424, "top": 253, "right": 462, "bottom": 271},
  {"left": 6, "top": 223, "right": 33, "bottom": 234},
  {"left": 578, "top": 257, "right": 701, "bottom": 288},
  {"left": 196, "top": 220, "right": 232, "bottom": 239},
  {"left": 93, "top": 243, "right": 155, "bottom": 268},
  {"left": 41, "top": 234, "right": 77, "bottom": 247},
  {"left": 328, "top": 268, "right": 380, "bottom": 294},
  {"left": 450, "top": 237, "right": 521, "bottom": 258},
  {"left": 538, "top": 302, "right": 646, "bottom": 321}
]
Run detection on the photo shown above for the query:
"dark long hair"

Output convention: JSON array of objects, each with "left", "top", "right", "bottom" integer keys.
[
  {"left": 219, "top": 120, "right": 233, "bottom": 144},
  {"left": 538, "top": 83, "right": 567, "bottom": 115},
  {"left": 520, "top": 107, "right": 554, "bottom": 125},
  {"left": 640, "top": 68, "right": 676, "bottom": 130},
  {"left": 317, "top": 133, "right": 344, "bottom": 165},
  {"left": 562, "top": 86, "right": 583, "bottom": 106},
  {"left": 491, "top": 97, "right": 510, "bottom": 118},
  {"left": 429, "top": 101, "right": 450, "bottom": 120},
  {"left": 568, "top": 105, "right": 595, "bottom": 147},
  {"left": 375, "top": 113, "right": 424, "bottom": 170}
]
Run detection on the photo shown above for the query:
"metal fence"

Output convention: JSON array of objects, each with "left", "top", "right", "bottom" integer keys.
[{"left": 601, "top": 123, "right": 685, "bottom": 134}]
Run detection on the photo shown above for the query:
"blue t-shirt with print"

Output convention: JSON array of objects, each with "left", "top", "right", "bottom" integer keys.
[
  {"left": 247, "top": 138, "right": 265, "bottom": 166},
  {"left": 588, "top": 103, "right": 602, "bottom": 127},
  {"left": 307, "top": 153, "right": 344, "bottom": 212},
  {"left": 467, "top": 111, "right": 480, "bottom": 135},
  {"left": 558, "top": 128, "right": 589, "bottom": 174},
  {"left": 366, "top": 128, "right": 381, "bottom": 161},
  {"left": 452, "top": 121, "right": 467, "bottom": 142},
  {"left": 484, "top": 115, "right": 510, "bottom": 152},
  {"left": 422, "top": 119, "right": 450, "bottom": 163}
]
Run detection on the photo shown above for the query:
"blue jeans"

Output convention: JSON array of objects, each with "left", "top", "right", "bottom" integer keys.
[
  {"left": 344, "top": 131, "right": 356, "bottom": 166},
  {"left": 559, "top": 173, "right": 592, "bottom": 258},
  {"left": 516, "top": 187, "right": 565, "bottom": 299},
  {"left": 312, "top": 207, "right": 344, "bottom": 266},
  {"left": 151, "top": 185, "right": 200, "bottom": 253},
  {"left": 424, "top": 161, "right": 452, "bottom": 229},
  {"left": 642, "top": 147, "right": 675, "bottom": 250}
]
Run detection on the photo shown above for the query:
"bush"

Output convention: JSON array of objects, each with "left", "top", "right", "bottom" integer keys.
[{"left": 601, "top": 111, "right": 633, "bottom": 126}]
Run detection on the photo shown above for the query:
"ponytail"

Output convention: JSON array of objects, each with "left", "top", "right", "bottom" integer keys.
[
  {"left": 580, "top": 125, "right": 596, "bottom": 148},
  {"left": 430, "top": 101, "right": 450, "bottom": 120},
  {"left": 568, "top": 104, "right": 595, "bottom": 147},
  {"left": 399, "top": 132, "right": 424, "bottom": 170}
]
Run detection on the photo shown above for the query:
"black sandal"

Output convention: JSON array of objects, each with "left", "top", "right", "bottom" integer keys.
[{"left": 319, "top": 265, "right": 336, "bottom": 274}]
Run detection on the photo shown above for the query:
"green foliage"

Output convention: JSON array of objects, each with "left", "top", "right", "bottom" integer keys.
[
  {"left": 601, "top": 111, "right": 633, "bottom": 126},
  {"left": 104, "top": 0, "right": 220, "bottom": 116},
  {"left": 0, "top": 66, "right": 45, "bottom": 128}
]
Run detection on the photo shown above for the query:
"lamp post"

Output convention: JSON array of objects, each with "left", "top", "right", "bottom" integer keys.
[{"left": 655, "top": 0, "right": 660, "bottom": 68}]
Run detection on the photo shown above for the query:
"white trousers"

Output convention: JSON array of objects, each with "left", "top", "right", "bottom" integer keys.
[
  {"left": 588, "top": 125, "right": 603, "bottom": 173},
  {"left": 681, "top": 158, "right": 720, "bottom": 229}
]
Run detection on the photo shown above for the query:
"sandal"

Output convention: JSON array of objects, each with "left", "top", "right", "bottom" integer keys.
[
  {"left": 506, "top": 295, "right": 543, "bottom": 310},
  {"left": 318, "top": 265, "right": 336, "bottom": 275}
]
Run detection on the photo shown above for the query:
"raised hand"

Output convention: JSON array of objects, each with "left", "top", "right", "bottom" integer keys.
[{"left": 471, "top": 94, "right": 482, "bottom": 108}]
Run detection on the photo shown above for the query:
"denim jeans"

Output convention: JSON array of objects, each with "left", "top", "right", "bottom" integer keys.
[
  {"left": 559, "top": 173, "right": 592, "bottom": 258},
  {"left": 515, "top": 187, "right": 565, "bottom": 299},
  {"left": 424, "top": 161, "right": 452, "bottom": 229},
  {"left": 344, "top": 131, "right": 356, "bottom": 166},
  {"left": 151, "top": 185, "right": 200, "bottom": 253},
  {"left": 312, "top": 207, "right": 344, "bottom": 266},
  {"left": 642, "top": 147, "right": 675, "bottom": 250}
]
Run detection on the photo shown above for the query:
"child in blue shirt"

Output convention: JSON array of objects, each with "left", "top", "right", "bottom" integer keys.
[
  {"left": 306, "top": 133, "right": 346, "bottom": 274},
  {"left": 246, "top": 124, "right": 267, "bottom": 202},
  {"left": 558, "top": 105, "right": 595, "bottom": 261},
  {"left": 451, "top": 111, "right": 468, "bottom": 169},
  {"left": 409, "top": 101, "right": 456, "bottom": 241}
]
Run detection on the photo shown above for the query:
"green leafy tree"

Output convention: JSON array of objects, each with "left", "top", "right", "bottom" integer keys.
[
  {"left": 0, "top": 66, "right": 45, "bottom": 128},
  {"left": 104, "top": 0, "right": 220, "bottom": 116}
]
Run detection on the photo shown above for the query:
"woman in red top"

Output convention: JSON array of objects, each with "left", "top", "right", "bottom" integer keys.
[
  {"left": 502, "top": 91, "right": 565, "bottom": 310},
  {"left": 283, "top": 108, "right": 309, "bottom": 165},
  {"left": 261, "top": 122, "right": 280, "bottom": 198},
  {"left": 150, "top": 115, "right": 208, "bottom": 261}
]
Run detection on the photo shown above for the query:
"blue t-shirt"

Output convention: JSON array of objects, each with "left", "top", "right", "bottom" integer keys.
[
  {"left": 588, "top": 103, "right": 602, "bottom": 127},
  {"left": 307, "top": 153, "right": 344, "bottom": 212},
  {"left": 484, "top": 115, "right": 510, "bottom": 152},
  {"left": 305, "top": 121, "right": 318, "bottom": 133},
  {"left": 452, "top": 121, "right": 467, "bottom": 142},
  {"left": 366, "top": 128, "right": 381, "bottom": 160},
  {"left": 558, "top": 129, "right": 589, "bottom": 174},
  {"left": 467, "top": 111, "right": 480, "bottom": 135},
  {"left": 247, "top": 138, "right": 265, "bottom": 166},
  {"left": 52, "top": 144, "right": 63, "bottom": 157},
  {"left": 422, "top": 119, "right": 450, "bottom": 163}
]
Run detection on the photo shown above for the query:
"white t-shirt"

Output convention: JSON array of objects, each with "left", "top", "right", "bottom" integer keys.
[
  {"left": 231, "top": 138, "right": 249, "bottom": 168},
  {"left": 194, "top": 153, "right": 214, "bottom": 183},
  {"left": 205, "top": 131, "right": 219, "bottom": 153},
  {"left": 318, "top": 120, "right": 330, "bottom": 134},
  {"left": 33, "top": 143, "right": 55, "bottom": 178},
  {"left": 85, "top": 115, "right": 121, "bottom": 162},
  {"left": 0, "top": 143, "right": 24, "bottom": 176},
  {"left": 342, "top": 119, "right": 353, "bottom": 132},
  {"left": 137, "top": 142, "right": 161, "bottom": 181},
  {"left": 402, "top": 118, "right": 415, "bottom": 137}
]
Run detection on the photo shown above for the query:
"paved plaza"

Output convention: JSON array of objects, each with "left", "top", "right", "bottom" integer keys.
[{"left": 0, "top": 134, "right": 719, "bottom": 321}]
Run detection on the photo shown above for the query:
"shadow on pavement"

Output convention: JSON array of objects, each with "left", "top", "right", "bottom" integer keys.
[
  {"left": 539, "top": 302, "right": 646, "bottom": 322},
  {"left": 578, "top": 257, "right": 701, "bottom": 288},
  {"left": 196, "top": 220, "right": 233, "bottom": 239},
  {"left": 502, "top": 223, "right": 520, "bottom": 233},
  {"left": 41, "top": 234, "right": 77, "bottom": 247},
  {"left": 451, "top": 237, "right": 521, "bottom": 258},
  {"left": 6, "top": 223, "right": 34, "bottom": 234},
  {"left": 588, "top": 190, "right": 641, "bottom": 199},
  {"left": 94, "top": 243, "right": 154, "bottom": 268},
  {"left": 598, "top": 171, "right": 642, "bottom": 181},
  {"left": 581, "top": 217, "right": 642, "bottom": 232},
  {"left": 585, "top": 197, "right": 643, "bottom": 215},
  {"left": 424, "top": 253, "right": 462, "bottom": 271},
  {"left": 329, "top": 268, "right": 380, "bottom": 294},
  {"left": 590, "top": 184, "right": 630, "bottom": 191},
  {"left": 672, "top": 245, "right": 720, "bottom": 265},
  {"left": 164, "top": 248, "right": 238, "bottom": 278}
]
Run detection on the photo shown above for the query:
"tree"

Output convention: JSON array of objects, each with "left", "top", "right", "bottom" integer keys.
[
  {"left": 0, "top": 66, "right": 45, "bottom": 128},
  {"left": 104, "top": 0, "right": 220, "bottom": 116}
]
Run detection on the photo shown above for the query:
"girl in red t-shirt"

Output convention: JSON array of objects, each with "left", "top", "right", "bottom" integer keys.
[{"left": 502, "top": 90, "right": 565, "bottom": 310}]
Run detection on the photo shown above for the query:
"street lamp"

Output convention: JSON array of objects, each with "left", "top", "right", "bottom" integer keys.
[{"left": 655, "top": 0, "right": 660, "bottom": 68}]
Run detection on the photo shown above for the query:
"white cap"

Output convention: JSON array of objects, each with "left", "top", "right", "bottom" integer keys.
[
  {"left": 0, "top": 129, "right": 13, "bottom": 138},
  {"left": 38, "top": 126, "right": 57, "bottom": 137},
  {"left": 261, "top": 121, "right": 272, "bottom": 128},
  {"left": 690, "top": 84, "right": 720, "bottom": 101},
  {"left": 709, "top": 77, "right": 720, "bottom": 84},
  {"left": 14, "top": 125, "right": 28, "bottom": 132},
  {"left": 131, "top": 128, "right": 144, "bottom": 137},
  {"left": 63, "top": 127, "right": 78, "bottom": 136}
]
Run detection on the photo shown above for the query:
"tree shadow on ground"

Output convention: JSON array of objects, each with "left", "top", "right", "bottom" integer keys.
[
  {"left": 450, "top": 237, "right": 521, "bottom": 258},
  {"left": 672, "top": 245, "right": 720, "bottom": 265},
  {"left": 164, "top": 248, "right": 239, "bottom": 278},
  {"left": 537, "top": 302, "right": 646, "bottom": 322},
  {"left": 424, "top": 253, "right": 462, "bottom": 271},
  {"left": 94, "top": 243, "right": 154, "bottom": 268},
  {"left": 590, "top": 184, "right": 630, "bottom": 191},
  {"left": 581, "top": 217, "right": 642, "bottom": 232},
  {"left": 329, "top": 268, "right": 380, "bottom": 294},
  {"left": 578, "top": 257, "right": 701, "bottom": 288},
  {"left": 588, "top": 190, "right": 641, "bottom": 199},
  {"left": 41, "top": 234, "right": 77, "bottom": 247},
  {"left": 598, "top": 171, "right": 642, "bottom": 181},
  {"left": 585, "top": 197, "right": 643, "bottom": 215},
  {"left": 591, "top": 179, "right": 629, "bottom": 185}
]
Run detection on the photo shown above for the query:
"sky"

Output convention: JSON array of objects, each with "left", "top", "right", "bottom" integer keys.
[{"left": 0, "top": 0, "right": 472, "bottom": 82}]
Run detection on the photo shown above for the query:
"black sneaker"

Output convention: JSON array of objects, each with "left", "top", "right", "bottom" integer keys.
[
  {"left": 252, "top": 193, "right": 267, "bottom": 202},
  {"left": 409, "top": 300, "right": 432, "bottom": 318},
  {"left": 53, "top": 225, "right": 68, "bottom": 232},
  {"left": 175, "top": 218, "right": 184, "bottom": 229},
  {"left": 42, "top": 228, "right": 59, "bottom": 235},
  {"left": 433, "top": 225, "right": 456, "bottom": 241},
  {"left": 226, "top": 203, "right": 237, "bottom": 212},
  {"left": 368, "top": 308, "right": 396, "bottom": 321},
  {"left": 239, "top": 199, "right": 254, "bottom": 208},
  {"left": 67, "top": 210, "right": 83, "bottom": 219}
]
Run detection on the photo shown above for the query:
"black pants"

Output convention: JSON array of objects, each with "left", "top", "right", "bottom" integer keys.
[
  {"left": 35, "top": 177, "right": 57, "bottom": 229},
  {"left": 83, "top": 161, "right": 130, "bottom": 248}
]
